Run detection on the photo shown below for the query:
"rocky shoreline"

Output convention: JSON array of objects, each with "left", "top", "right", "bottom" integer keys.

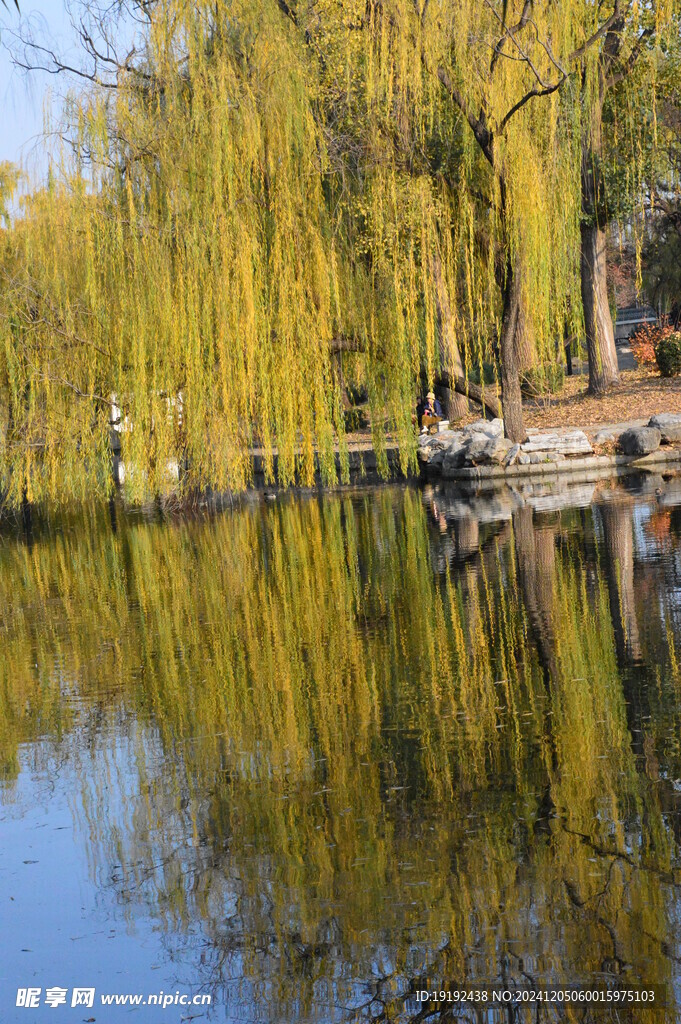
[{"left": 418, "top": 413, "right": 681, "bottom": 481}]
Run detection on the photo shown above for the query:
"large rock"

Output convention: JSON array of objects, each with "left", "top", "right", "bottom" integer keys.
[
  {"left": 648, "top": 413, "right": 681, "bottom": 443},
  {"left": 417, "top": 432, "right": 465, "bottom": 463},
  {"left": 436, "top": 430, "right": 466, "bottom": 445},
  {"left": 464, "top": 436, "right": 513, "bottom": 466},
  {"left": 464, "top": 417, "right": 504, "bottom": 439},
  {"left": 442, "top": 444, "right": 469, "bottom": 475},
  {"left": 521, "top": 430, "right": 592, "bottom": 456},
  {"left": 424, "top": 447, "right": 447, "bottom": 469},
  {"left": 619, "top": 426, "right": 661, "bottom": 456}
]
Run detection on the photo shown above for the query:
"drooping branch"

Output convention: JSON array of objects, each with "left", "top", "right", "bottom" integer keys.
[
  {"left": 436, "top": 372, "right": 502, "bottom": 419},
  {"left": 333, "top": 336, "right": 501, "bottom": 418},
  {"left": 29, "top": 370, "right": 114, "bottom": 411},
  {"left": 606, "top": 27, "right": 654, "bottom": 90},
  {"left": 497, "top": 77, "right": 564, "bottom": 135},
  {"left": 489, "top": 0, "right": 533, "bottom": 77},
  {"left": 455, "top": 374, "right": 501, "bottom": 418},
  {"left": 568, "top": 9, "right": 622, "bottom": 63},
  {"left": 434, "top": 66, "right": 494, "bottom": 165}
]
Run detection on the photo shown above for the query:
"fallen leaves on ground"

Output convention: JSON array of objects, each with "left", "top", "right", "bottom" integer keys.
[{"left": 522, "top": 368, "right": 681, "bottom": 431}]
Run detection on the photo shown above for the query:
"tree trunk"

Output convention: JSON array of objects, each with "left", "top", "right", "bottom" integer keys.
[
  {"left": 499, "top": 253, "right": 527, "bottom": 442},
  {"left": 494, "top": 241, "right": 535, "bottom": 374},
  {"left": 514, "top": 264, "right": 536, "bottom": 372},
  {"left": 515, "top": 300, "right": 535, "bottom": 372},
  {"left": 581, "top": 99, "right": 619, "bottom": 394},
  {"left": 431, "top": 256, "right": 469, "bottom": 421},
  {"left": 434, "top": 371, "right": 501, "bottom": 419}
]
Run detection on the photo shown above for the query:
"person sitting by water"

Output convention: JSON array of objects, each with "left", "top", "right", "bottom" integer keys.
[{"left": 417, "top": 391, "right": 443, "bottom": 427}]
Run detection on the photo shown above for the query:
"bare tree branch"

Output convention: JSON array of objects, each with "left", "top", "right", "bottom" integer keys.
[
  {"left": 489, "top": 0, "right": 533, "bottom": 77},
  {"left": 568, "top": 9, "right": 621, "bottom": 63},
  {"left": 497, "top": 78, "right": 564, "bottom": 135},
  {"left": 434, "top": 66, "right": 494, "bottom": 165},
  {"left": 606, "top": 26, "right": 654, "bottom": 90}
]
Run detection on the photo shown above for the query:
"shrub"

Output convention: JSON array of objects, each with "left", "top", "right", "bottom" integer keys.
[
  {"left": 655, "top": 330, "right": 681, "bottom": 377},
  {"left": 520, "top": 361, "right": 565, "bottom": 397},
  {"left": 630, "top": 322, "right": 667, "bottom": 369},
  {"left": 629, "top": 320, "right": 681, "bottom": 376}
]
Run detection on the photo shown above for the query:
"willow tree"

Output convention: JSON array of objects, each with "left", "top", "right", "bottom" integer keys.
[
  {"left": 571, "top": 1, "right": 681, "bottom": 393},
  {"left": 301, "top": 1, "right": 681, "bottom": 425},
  {"left": 5, "top": 0, "right": 514, "bottom": 502},
  {"left": 4, "top": 1, "right": 676, "bottom": 506},
  {"left": 296, "top": 1, "right": 626, "bottom": 442},
  {"left": 3, "top": 0, "right": 425, "bottom": 503}
]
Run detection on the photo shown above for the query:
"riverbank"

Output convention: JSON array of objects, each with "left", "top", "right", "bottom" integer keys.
[
  {"left": 418, "top": 411, "right": 681, "bottom": 484},
  {"left": 247, "top": 366, "right": 681, "bottom": 490},
  {"left": 47, "top": 365, "right": 681, "bottom": 508}
]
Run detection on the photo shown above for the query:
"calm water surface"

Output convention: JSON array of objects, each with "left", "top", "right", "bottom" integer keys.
[{"left": 1, "top": 479, "right": 681, "bottom": 1022}]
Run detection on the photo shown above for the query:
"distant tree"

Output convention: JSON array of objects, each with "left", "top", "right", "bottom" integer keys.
[{"left": 0, "top": 163, "right": 20, "bottom": 226}]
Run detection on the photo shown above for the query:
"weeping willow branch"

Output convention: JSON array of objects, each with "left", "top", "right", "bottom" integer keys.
[
  {"left": 606, "top": 27, "right": 654, "bottom": 90},
  {"left": 30, "top": 370, "right": 114, "bottom": 411},
  {"left": 434, "top": 66, "right": 494, "bottom": 165}
]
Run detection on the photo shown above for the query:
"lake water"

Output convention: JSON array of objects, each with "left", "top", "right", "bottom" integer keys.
[{"left": 1, "top": 477, "right": 681, "bottom": 1022}]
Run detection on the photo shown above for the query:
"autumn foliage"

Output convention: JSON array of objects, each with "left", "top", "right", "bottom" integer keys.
[
  {"left": 630, "top": 323, "right": 667, "bottom": 369},
  {"left": 630, "top": 322, "right": 681, "bottom": 377}
]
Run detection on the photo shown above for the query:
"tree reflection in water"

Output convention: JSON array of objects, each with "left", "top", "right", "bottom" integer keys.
[{"left": 1, "top": 481, "right": 680, "bottom": 1022}]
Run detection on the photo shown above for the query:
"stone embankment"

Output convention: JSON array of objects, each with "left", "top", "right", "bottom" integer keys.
[{"left": 418, "top": 414, "right": 681, "bottom": 481}]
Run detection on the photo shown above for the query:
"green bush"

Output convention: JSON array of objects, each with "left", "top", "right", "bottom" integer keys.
[
  {"left": 520, "top": 361, "right": 565, "bottom": 396},
  {"left": 654, "top": 331, "right": 681, "bottom": 377}
]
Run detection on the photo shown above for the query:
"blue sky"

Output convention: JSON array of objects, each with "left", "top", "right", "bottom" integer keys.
[{"left": 0, "top": 1, "right": 89, "bottom": 181}]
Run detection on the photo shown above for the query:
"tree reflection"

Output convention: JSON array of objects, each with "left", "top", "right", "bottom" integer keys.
[{"left": 0, "top": 487, "right": 680, "bottom": 1022}]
